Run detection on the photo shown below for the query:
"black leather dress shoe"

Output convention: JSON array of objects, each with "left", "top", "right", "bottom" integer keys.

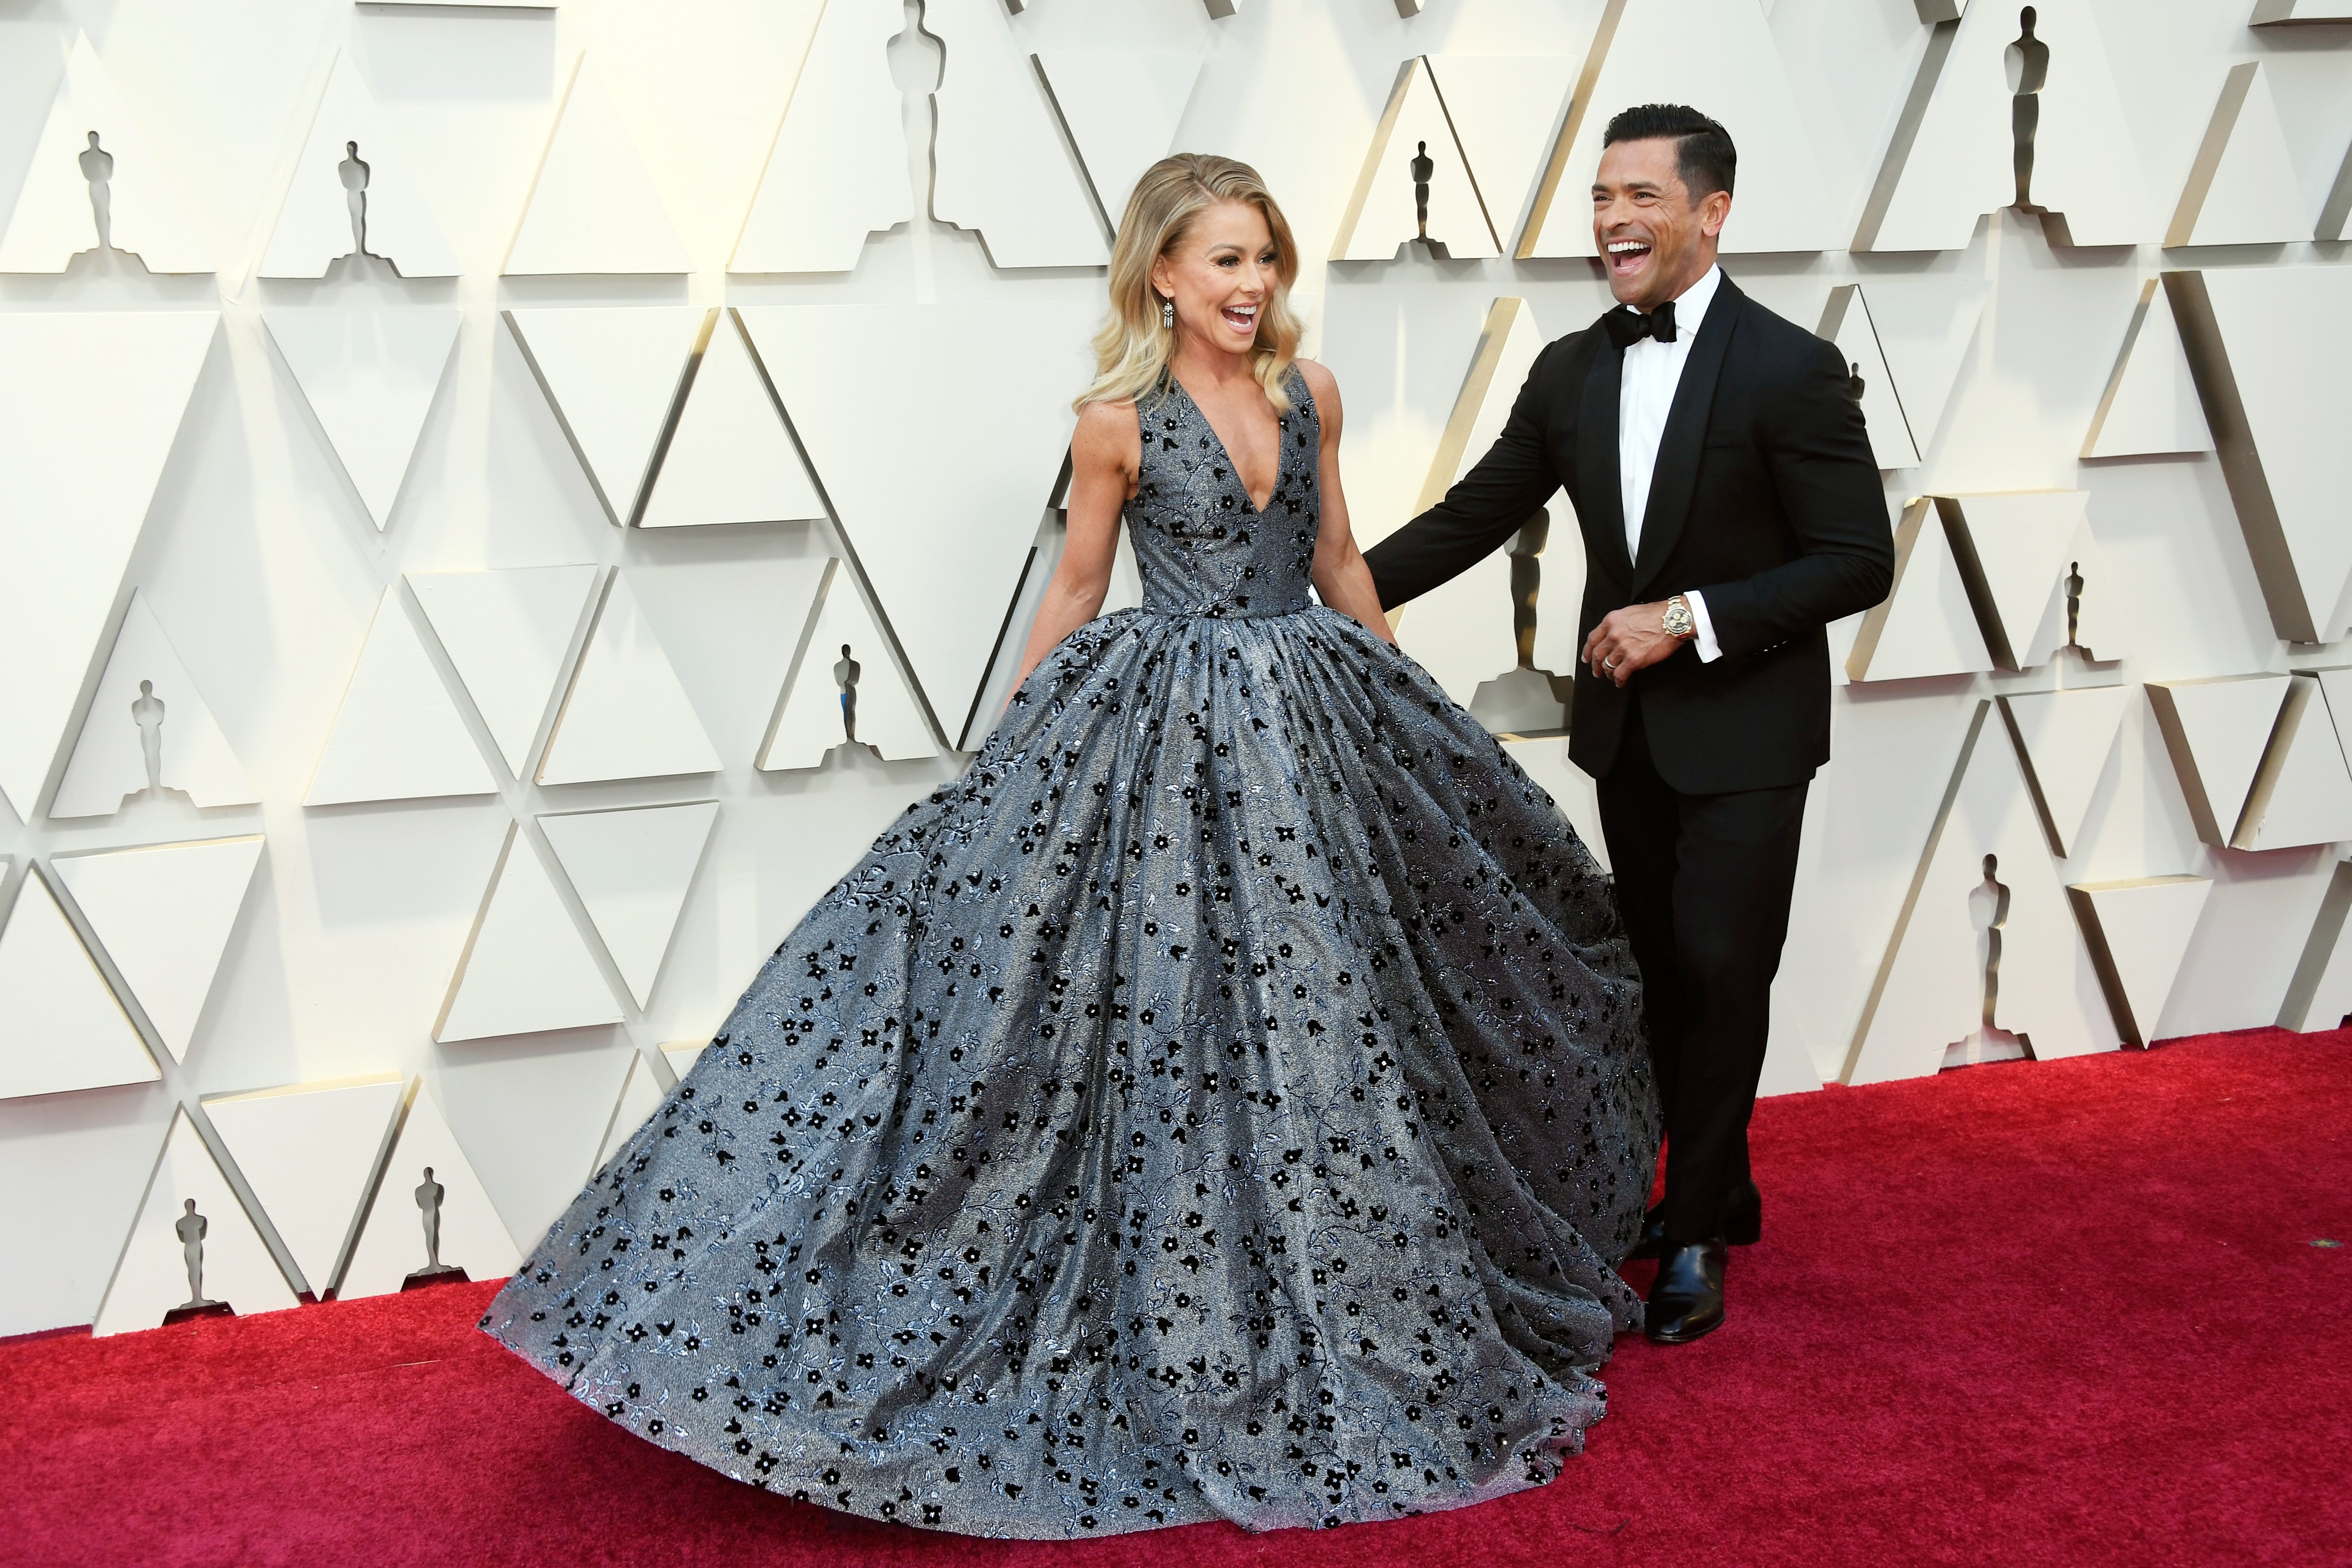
[
  {"left": 1643, "top": 1239, "right": 1727, "bottom": 1344},
  {"left": 1629, "top": 1180, "right": 1761, "bottom": 1260}
]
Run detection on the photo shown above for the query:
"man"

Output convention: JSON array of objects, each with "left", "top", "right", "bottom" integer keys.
[{"left": 1365, "top": 103, "right": 1892, "bottom": 1343}]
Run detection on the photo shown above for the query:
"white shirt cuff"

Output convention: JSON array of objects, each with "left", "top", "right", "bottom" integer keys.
[{"left": 1686, "top": 590, "right": 1723, "bottom": 663}]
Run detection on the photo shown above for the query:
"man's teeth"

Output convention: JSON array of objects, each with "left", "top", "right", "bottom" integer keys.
[{"left": 1607, "top": 241, "right": 1650, "bottom": 255}]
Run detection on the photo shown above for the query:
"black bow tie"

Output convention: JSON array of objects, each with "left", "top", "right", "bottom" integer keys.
[{"left": 1604, "top": 300, "right": 1677, "bottom": 350}]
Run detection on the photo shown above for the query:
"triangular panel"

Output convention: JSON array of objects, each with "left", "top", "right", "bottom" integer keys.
[
  {"left": 1863, "top": 277, "right": 1987, "bottom": 455},
  {"left": 263, "top": 308, "right": 462, "bottom": 529},
  {"left": 504, "top": 53, "right": 692, "bottom": 275},
  {"left": 2166, "top": 62, "right": 2309, "bottom": 248},
  {"left": 436, "top": 823, "right": 622, "bottom": 1043},
  {"left": 2235, "top": 674, "right": 2352, "bottom": 852},
  {"left": 1997, "top": 685, "right": 2130, "bottom": 858},
  {"left": 1332, "top": 57, "right": 1499, "bottom": 261},
  {"left": 0, "top": 868, "right": 158, "bottom": 1100},
  {"left": 2067, "top": 877, "right": 2211, "bottom": 1047},
  {"left": 93, "top": 1110, "right": 297, "bottom": 1336},
  {"left": 739, "top": 302, "right": 1095, "bottom": 742},
  {"left": 408, "top": 565, "right": 598, "bottom": 778},
  {"left": 540, "top": 801, "right": 718, "bottom": 1007},
  {"left": 259, "top": 49, "right": 460, "bottom": 278},
  {"left": 1033, "top": 51, "right": 1200, "bottom": 228},
  {"left": 205, "top": 1075, "right": 405, "bottom": 1298},
  {"left": 1425, "top": 56, "right": 1577, "bottom": 250},
  {"left": 1846, "top": 499, "right": 1993, "bottom": 683},
  {"left": 759, "top": 561, "right": 940, "bottom": 770},
  {"left": 1524, "top": 0, "right": 1832, "bottom": 257},
  {"left": 661, "top": 1039, "right": 711, "bottom": 1080},
  {"left": 2168, "top": 267, "right": 2352, "bottom": 644},
  {"left": 305, "top": 588, "right": 500, "bottom": 807},
  {"left": 1855, "top": 0, "right": 2151, "bottom": 251},
  {"left": 339, "top": 1079, "right": 520, "bottom": 1299},
  {"left": 502, "top": 307, "right": 700, "bottom": 527},
  {"left": 2082, "top": 278, "right": 2213, "bottom": 458},
  {"left": 1819, "top": 286, "right": 1919, "bottom": 470},
  {"left": 2279, "top": 858, "right": 2352, "bottom": 1032},
  {"left": 2016, "top": 510, "right": 2133, "bottom": 667},
  {"left": 1937, "top": 490, "right": 2086, "bottom": 671},
  {"left": 732, "top": 0, "right": 914, "bottom": 274},
  {"left": 638, "top": 310, "right": 825, "bottom": 530},
  {"left": 927, "top": 0, "right": 1108, "bottom": 269},
  {"left": 536, "top": 573, "right": 722, "bottom": 786},
  {"left": 53, "top": 835, "right": 264, "bottom": 1063},
  {"left": 0, "top": 311, "right": 218, "bottom": 814},
  {"left": 0, "top": 33, "right": 211, "bottom": 273},
  {"left": 2144, "top": 673, "right": 2292, "bottom": 848},
  {"left": 51, "top": 591, "right": 258, "bottom": 819},
  {"left": 1846, "top": 703, "right": 2115, "bottom": 1085}
]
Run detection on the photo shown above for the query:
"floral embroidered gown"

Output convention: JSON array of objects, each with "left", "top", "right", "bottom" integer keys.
[{"left": 481, "top": 368, "right": 1658, "bottom": 1538}]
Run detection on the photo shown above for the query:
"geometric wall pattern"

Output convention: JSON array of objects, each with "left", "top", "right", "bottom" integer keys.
[
  {"left": 1, "top": 0, "right": 2345, "bottom": 1340},
  {"left": 435, "top": 823, "right": 624, "bottom": 1044},
  {"left": 1846, "top": 701, "right": 2116, "bottom": 1085},
  {"left": 535, "top": 572, "right": 722, "bottom": 787},
  {"left": 262, "top": 308, "right": 462, "bottom": 530},
  {"left": 505, "top": 53, "right": 691, "bottom": 276},
  {"left": 93, "top": 1109, "right": 300, "bottom": 1337},
  {"left": 203, "top": 1075, "right": 408, "bottom": 1298},
  {"left": 0, "top": 33, "right": 212, "bottom": 274},
  {"left": 1856, "top": 0, "right": 2151, "bottom": 251},
  {"left": 0, "top": 868, "right": 159, "bottom": 1100},
  {"left": 259, "top": 49, "right": 459, "bottom": 279},
  {"left": 51, "top": 592, "right": 259, "bottom": 819},
  {"left": 337, "top": 1079, "right": 519, "bottom": 1301},
  {"left": 52, "top": 835, "right": 264, "bottom": 1063},
  {"left": 305, "top": 587, "right": 502, "bottom": 807},
  {"left": 0, "top": 311, "right": 218, "bottom": 817},
  {"left": 2168, "top": 267, "right": 2352, "bottom": 645}
]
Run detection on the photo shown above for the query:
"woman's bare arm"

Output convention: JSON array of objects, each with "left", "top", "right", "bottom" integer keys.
[
  {"left": 1006, "top": 399, "right": 1138, "bottom": 698},
  {"left": 1299, "top": 360, "right": 1396, "bottom": 644}
]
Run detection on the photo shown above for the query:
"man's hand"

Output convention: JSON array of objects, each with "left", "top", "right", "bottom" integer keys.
[{"left": 1582, "top": 600, "right": 1689, "bottom": 688}]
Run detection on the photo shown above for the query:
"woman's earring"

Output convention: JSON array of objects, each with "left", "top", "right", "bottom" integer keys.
[{"left": 1161, "top": 296, "right": 1176, "bottom": 330}]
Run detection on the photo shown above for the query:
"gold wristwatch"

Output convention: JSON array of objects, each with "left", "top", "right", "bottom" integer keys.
[{"left": 1661, "top": 594, "right": 1696, "bottom": 640}]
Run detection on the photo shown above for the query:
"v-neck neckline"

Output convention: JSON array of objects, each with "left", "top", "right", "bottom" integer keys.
[{"left": 1168, "top": 376, "right": 1281, "bottom": 517}]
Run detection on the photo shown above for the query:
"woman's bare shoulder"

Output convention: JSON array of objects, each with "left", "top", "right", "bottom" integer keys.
[
  {"left": 1073, "top": 397, "right": 1142, "bottom": 456},
  {"left": 1292, "top": 358, "right": 1342, "bottom": 428}
]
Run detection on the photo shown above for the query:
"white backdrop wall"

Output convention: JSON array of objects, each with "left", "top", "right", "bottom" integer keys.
[{"left": 1, "top": 0, "right": 2347, "bottom": 1339}]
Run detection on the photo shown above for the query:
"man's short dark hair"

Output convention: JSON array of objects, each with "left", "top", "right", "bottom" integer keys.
[{"left": 1601, "top": 104, "right": 1736, "bottom": 201}]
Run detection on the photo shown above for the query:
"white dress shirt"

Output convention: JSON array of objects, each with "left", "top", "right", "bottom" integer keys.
[{"left": 1617, "top": 263, "right": 1724, "bottom": 663}]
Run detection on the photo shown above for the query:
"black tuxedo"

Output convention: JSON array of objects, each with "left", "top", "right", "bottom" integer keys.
[{"left": 1366, "top": 273, "right": 1893, "bottom": 1242}]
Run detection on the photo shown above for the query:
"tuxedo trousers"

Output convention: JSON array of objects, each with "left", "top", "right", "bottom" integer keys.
[{"left": 1595, "top": 696, "right": 1809, "bottom": 1243}]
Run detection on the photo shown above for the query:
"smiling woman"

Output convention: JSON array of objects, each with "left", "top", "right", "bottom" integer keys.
[{"left": 1077, "top": 153, "right": 1306, "bottom": 416}]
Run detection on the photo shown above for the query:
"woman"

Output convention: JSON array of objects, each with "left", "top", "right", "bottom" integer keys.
[{"left": 482, "top": 154, "right": 1657, "bottom": 1538}]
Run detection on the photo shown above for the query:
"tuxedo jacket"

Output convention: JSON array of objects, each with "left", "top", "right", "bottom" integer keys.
[{"left": 1365, "top": 274, "right": 1893, "bottom": 795}]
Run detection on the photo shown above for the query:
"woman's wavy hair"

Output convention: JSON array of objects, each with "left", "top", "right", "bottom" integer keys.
[{"left": 1075, "top": 154, "right": 1306, "bottom": 415}]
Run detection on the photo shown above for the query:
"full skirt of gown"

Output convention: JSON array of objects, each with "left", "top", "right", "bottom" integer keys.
[{"left": 481, "top": 377, "right": 1658, "bottom": 1538}]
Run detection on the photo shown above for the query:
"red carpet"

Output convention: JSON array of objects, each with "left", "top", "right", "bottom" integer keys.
[{"left": 7, "top": 1027, "right": 2348, "bottom": 1567}]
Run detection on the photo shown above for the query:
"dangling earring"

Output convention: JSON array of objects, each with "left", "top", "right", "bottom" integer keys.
[{"left": 1161, "top": 295, "right": 1176, "bottom": 330}]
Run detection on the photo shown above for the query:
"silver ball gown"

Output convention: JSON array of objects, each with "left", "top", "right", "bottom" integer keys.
[{"left": 481, "top": 368, "right": 1659, "bottom": 1538}]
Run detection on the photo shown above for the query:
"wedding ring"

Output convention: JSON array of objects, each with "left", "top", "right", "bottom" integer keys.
[{"left": 1603, "top": 655, "right": 1619, "bottom": 671}]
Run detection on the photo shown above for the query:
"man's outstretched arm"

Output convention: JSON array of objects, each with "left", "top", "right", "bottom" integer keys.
[{"left": 1364, "top": 343, "right": 1565, "bottom": 610}]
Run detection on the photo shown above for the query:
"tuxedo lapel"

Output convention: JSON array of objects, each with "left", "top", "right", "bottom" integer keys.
[
  {"left": 1577, "top": 333, "right": 1634, "bottom": 584},
  {"left": 1630, "top": 278, "right": 1743, "bottom": 597}
]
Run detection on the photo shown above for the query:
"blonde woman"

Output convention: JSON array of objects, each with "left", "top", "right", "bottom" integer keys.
[{"left": 483, "top": 155, "right": 1656, "bottom": 1538}]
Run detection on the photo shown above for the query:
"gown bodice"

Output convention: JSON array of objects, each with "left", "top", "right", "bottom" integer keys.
[{"left": 1124, "top": 369, "right": 1320, "bottom": 618}]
